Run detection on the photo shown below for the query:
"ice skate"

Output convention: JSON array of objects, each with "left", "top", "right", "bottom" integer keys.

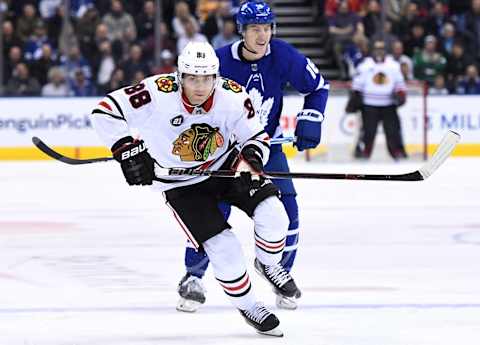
[
  {"left": 254, "top": 258, "right": 300, "bottom": 306},
  {"left": 239, "top": 302, "right": 283, "bottom": 337},
  {"left": 176, "top": 273, "right": 206, "bottom": 313}
]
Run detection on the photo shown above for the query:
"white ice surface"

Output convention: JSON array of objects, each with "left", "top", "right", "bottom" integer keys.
[{"left": 1, "top": 158, "right": 479, "bottom": 345}]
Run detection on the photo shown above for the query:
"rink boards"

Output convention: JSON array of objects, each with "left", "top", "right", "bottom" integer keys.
[{"left": 0, "top": 95, "right": 479, "bottom": 160}]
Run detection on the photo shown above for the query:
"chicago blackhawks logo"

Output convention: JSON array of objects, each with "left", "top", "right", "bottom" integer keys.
[
  {"left": 222, "top": 79, "right": 242, "bottom": 93},
  {"left": 172, "top": 123, "right": 224, "bottom": 161},
  {"left": 156, "top": 76, "right": 178, "bottom": 93},
  {"left": 372, "top": 72, "right": 389, "bottom": 85}
]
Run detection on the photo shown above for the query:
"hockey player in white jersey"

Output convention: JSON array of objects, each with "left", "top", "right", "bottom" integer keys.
[
  {"left": 347, "top": 40, "right": 408, "bottom": 159},
  {"left": 90, "top": 41, "right": 298, "bottom": 337}
]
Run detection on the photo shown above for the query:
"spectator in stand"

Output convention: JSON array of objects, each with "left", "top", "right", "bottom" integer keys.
[
  {"left": 153, "top": 49, "right": 177, "bottom": 74},
  {"left": 4, "top": 46, "right": 24, "bottom": 84},
  {"left": 390, "top": 40, "right": 414, "bottom": 80},
  {"left": 172, "top": 1, "right": 200, "bottom": 39},
  {"left": 371, "top": 19, "right": 398, "bottom": 53},
  {"left": 106, "top": 67, "right": 127, "bottom": 93},
  {"left": 196, "top": 0, "right": 221, "bottom": 23},
  {"left": 397, "top": 2, "right": 423, "bottom": 42},
  {"left": 31, "top": 44, "right": 58, "bottom": 86},
  {"left": 202, "top": 0, "right": 234, "bottom": 42},
  {"left": 69, "top": 69, "right": 96, "bottom": 96},
  {"left": 429, "top": 74, "right": 449, "bottom": 95},
  {"left": 456, "top": 64, "right": 480, "bottom": 94},
  {"left": 95, "top": 23, "right": 111, "bottom": 47},
  {"left": 44, "top": 2, "right": 65, "bottom": 50},
  {"left": 23, "top": 21, "right": 51, "bottom": 61},
  {"left": 41, "top": 66, "right": 69, "bottom": 96},
  {"left": 464, "top": 0, "right": 480, "bottom": 61},
  {"left": 94, "top": 41, "right": 116, "bottom": 94},
  {"left": 426, "top": 0, "right": 449, "bottom": 36},
  {"left": 39, "top": 0, "right": 62, "bottom": 20},
  {"left": 136, "top": 1, "right": 156, "bottom": 43},
  {"left": 384, "top": 0, "right": 410, "bottom": 24},
  {"left": 413, "top": 35, "right": 447, "bottom": 85},
  {"left": 212, "top": 19, "right": 239, "bottom": 49},
  {"left": 102, "top": 0, "right": 137, "bottom": 60},
  {"left": 363, "top": 0, "right": 382, "bottom": 38},
  {"left": 325, "top": 0, "right": 367, "bottom": 18},
  {"left": 76, "top": 7, "right": 101, "bottom": 63},
  {"left": 70, "top": 0, "right": 94, "bottom": 18},
  {"left": 119, "top": 44, "right": 151, "bottom": 84},
  {"left": 328, "top": 0, "right": 364, "bottom": 80},
  {"left": 176, "top": 17, "right": 208, "bottom": 54},
  {"left": 2, "top": 20, "right": 22, "bottom": 58},
  {"left": 404, "top": 21, "right": 426, "bottom": 56},
  {"left": 438, "top": 22, "right": 461, "bottom": 57},
  {"left": 16, "top": 3, "right": 44, "bottom": 43},
  {"left": 61, "top": 45, "right": 92, "bottom": 84},
  {"left": 445, "top": 40, "right": 475, "bottom": 92},
  {"left": 5, "top": 63, "right": 41, "bottom": 96}
]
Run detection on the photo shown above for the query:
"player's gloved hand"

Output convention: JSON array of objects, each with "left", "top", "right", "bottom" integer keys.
[
  {"left": 231, "top": 145, "right": 264, "bottom": 191},
  {"left": 392, "top": 90, "right": 406, "bottom": 107},
  {"left": 294, "top": 110, "right": 324, "bottom": 151},
  {"left": 111, "top": 136, "right": 155, "bottom": 186}
]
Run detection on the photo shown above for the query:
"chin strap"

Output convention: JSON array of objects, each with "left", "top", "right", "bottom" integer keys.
[{"left": 242, "top": 40, "right": 258, "bottom": 55}]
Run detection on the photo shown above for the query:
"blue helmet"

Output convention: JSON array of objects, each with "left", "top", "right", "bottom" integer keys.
[{"left": 236, "top": 1, "right": 276, "bottom": 33}]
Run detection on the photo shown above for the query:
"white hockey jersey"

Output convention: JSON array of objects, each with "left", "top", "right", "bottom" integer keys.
[
  {"left": 91, "top": 73, "right": 269, "bottom": 192},
  {"left": 352, "top": 57, "right": 406, "bottom": 107}
]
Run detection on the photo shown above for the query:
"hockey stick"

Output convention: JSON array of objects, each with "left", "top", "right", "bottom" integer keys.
[
  {"left": 270, "top": 136, "right": 295, "bottom": 145},
  {"left": 32, "top": 137, "right": 115, "bottom": 164},
  {"left": 32, "top": 136, "right": 294, "bottom": 165},
  {"left": 32, "top": 131, "right": 459, "bottom": 181}
]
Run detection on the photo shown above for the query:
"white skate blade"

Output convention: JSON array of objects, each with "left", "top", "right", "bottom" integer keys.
[
  {"left": 257, "top": 326, "right": 284, "bottom": 337},
  {"left": 276, "top": 294, "right": 298, "bottom": 310},
  {"left": 176, "top": 298, "right": 202, "bottom": 313}
]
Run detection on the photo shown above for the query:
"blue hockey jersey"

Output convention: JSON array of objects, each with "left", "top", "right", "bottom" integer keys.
[{"left": 216, "top": 39, "right": 329, "bottom": 138}]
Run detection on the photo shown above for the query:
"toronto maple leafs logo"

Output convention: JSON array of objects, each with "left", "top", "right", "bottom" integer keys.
[
  {"left": 246, "top": 73, "right": 273, "bottom": 127},
  {"left": 248, "top": 88, "right": 273, "bottom": 127}
]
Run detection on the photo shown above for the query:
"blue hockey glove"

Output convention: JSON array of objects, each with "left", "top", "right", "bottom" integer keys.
[{"left": 294, "top": 110, "right": 324, "bottom": 151}]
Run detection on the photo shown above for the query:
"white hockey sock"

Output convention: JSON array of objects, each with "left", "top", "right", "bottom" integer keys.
[
  {"left": 252, "top": 196, "right": 289, "bottom": 266},
  {"left": 203, "top": 229, "right": 256, "bottom": 310}
]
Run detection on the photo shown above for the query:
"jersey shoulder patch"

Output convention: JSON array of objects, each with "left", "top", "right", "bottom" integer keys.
[
  {"left": 155, "top": 74, "right": 179, "bottom": 93},
  {"left": 221, "top": 78, "right": 242, "bottom": 93}
]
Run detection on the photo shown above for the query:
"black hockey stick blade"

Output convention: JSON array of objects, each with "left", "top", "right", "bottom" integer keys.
[{"left": 32, "top": 136, "right": 114, "bottom": 164}]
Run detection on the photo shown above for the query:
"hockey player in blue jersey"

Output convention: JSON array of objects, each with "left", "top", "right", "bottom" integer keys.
[{"left": 176, "top": 0, "right": 329, "bottom": 312}]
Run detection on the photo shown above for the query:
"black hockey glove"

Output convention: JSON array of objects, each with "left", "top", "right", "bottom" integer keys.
[
  {"left": 231, "top": 145, "right": 264, "bottom": 192},
  {"left": 111, "top": 136, "right": 155, "bottom": 186}
]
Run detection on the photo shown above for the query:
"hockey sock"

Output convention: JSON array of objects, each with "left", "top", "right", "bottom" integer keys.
[
  {"left": 253, "top": 196, "right": 289, "bottom": 266},
  {"left": 203, "top": 229, "right": 256, "bottom": 310}
]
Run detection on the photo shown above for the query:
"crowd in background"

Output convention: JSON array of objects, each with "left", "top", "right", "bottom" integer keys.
[
  {"left": 1, "top": 0, "right": 241, "bottom": 97},
  {"left": 327, "top": 0, "right": 480, "bottom": 95},
  {"left": 2, "top": 0, "right": 480, "bottom": 97}
]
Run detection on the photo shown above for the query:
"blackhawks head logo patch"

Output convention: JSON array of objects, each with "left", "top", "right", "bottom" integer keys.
[
  {"left": 172, "top": 123, "right": 224, "bottom": 161},
  {"left": 156, "top": 76, "right": 178, "bottom": 93},
  {"left": 222, "top": 79, "right": 242, "bottom": 93},
  {"left": 372, "top": 72, "right": 389, "bottom": 85}
]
